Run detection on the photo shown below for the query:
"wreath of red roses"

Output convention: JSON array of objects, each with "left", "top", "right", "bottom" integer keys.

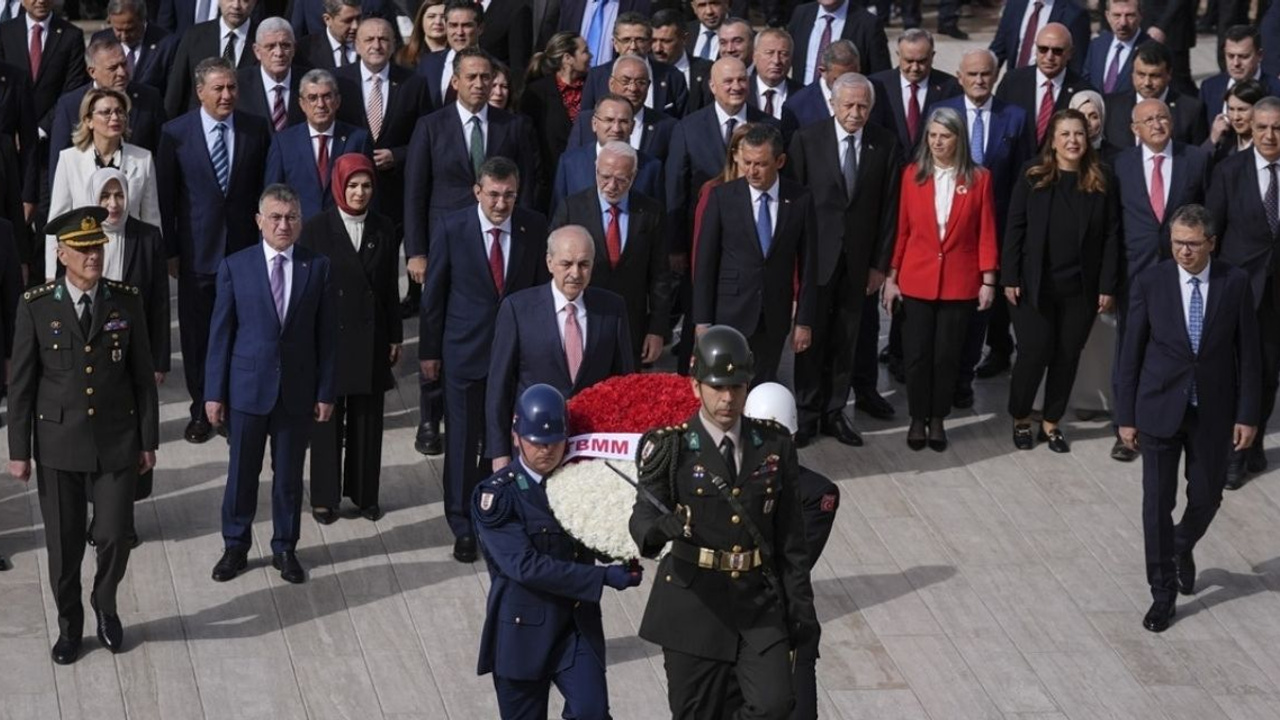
[{"left": 567, "top": 372, "right": 702, "bottom": 435}]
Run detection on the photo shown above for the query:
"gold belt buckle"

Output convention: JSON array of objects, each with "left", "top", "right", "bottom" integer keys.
[
  {"left": 698, "top": 547, "right": 716, "bottom": 569},
  {"left": 727, "top": 551, "right": 749, "bottom": 571}
]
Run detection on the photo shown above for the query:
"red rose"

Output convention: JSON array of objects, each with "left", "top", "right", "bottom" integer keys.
[{"left": 567, "top": 373, "right": 700, "bottom": 434}]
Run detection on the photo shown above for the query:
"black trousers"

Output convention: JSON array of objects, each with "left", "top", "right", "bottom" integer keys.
[
  {"left": 1140, "top": 406, "right": 1230, "bottom": 603},
  {"left": 38, "top": 465, "right": 136, "bottom": 640},
  {"left": 899, "top": 0, "right": 959, "bottom": 27},
  {"left": 902, "top": 298, "right": 973, "bottom": 420},
  {"left": 794, "top": 256, "right": 863, "bottom": 429},
  {"left": 310, "top": 392, "right": 386, "bottom": 510},
  {"left": 747, "top": 318, "right": 786, "bottom": 388},
  {"left": 417, "top": 374, "right": 445, "bottom": 434},
  {"left": 177, "top": 271, "right": 217, "bottom": 421},
  {"left": 851, "top": 296, "right": 881, "bottom": 396},
  {"left": 664, "top": 640, "right": 794, "bottom": 720},
  {"left": 1007, "top": 291, "right": 1096, "bottom": 422},
  {"left": 1253, "top": 280, "right": 1280, "bottom": 430},
  {"left": 984, "top": 292, "right": 1015, "bottom": 357},
  {"left": 443, "top": 373, "right": 489, "bottom": 539}
]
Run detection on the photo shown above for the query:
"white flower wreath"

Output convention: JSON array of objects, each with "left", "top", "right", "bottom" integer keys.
[{"left": 546, "top": 459, "right": 643, "bottom": 561}]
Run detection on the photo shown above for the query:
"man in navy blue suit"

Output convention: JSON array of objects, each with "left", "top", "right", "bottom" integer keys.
[
  {"left": 485, "top": 225, "right": 634, "bottom": 468},
  {"left": 157, "top": 57, "right": 270, "bottom": 444},
  {"left": 578, "top": 12, "right": 689, "bottom": 120},
  {"left": 421, "top": 157, "right": 549, "bottom": 564},
  {"left": 162, "top": 0, "right": 262, "bottom": 119},
  {"left": 1197, "top": 25, "right": 1280, "bottom": 128},
  {"left": 95, "top": 0, "right": 175, "bottom": 93},
  {"left": 263, "top": 68, "right": 372, "bottom": 219},
  {"left": 290, "top": 0, "right": 400, "bottom": 40},
  {"left": 788, "top": 0, "right": 892, "bottom": 83},
  {"left": 938, "top": 49, "right": 1036, "bottom": 405},
  {"left": 558, "top": 0, "right": 651, "bottom": 67},
  {"left": 473, "top": 383, "right": 641, "bottom": 720},
  {"left": 206, "top": 184, "right": 336, "bottom": 585},
  {"left": 988, "top": 0, "right": 1091, "bottom": 74},
  {"left": 564, "top": 54, "right": 678, "bottom": 162},
  {"left": 1115, "top": 204, "right": 1259, "bottom": 633},
  {"left": 1083, "top": 0, "right": 1148, "bottom": 96},
  {"left": 551, "top": 93, "right": 663, "bottom": 213}
]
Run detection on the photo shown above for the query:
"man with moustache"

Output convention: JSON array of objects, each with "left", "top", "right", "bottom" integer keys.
[
  {"left": 552, "top": 92, "right": 663, "bottom": 212},
  {"left": 565, "top": 54, "right": 678, "bottom": 163}
]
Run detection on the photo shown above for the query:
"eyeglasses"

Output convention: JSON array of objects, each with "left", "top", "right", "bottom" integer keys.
[
  {"left": 262, "top": 213, "right": 301, "bottom": 226},
  {"left": 92, "top": 108, "right": 127, "bottom": 119},
  {"left": 1036, "top": 45, "right": 1067, "bottom": 57},
  {"left": 1135, "top": 114, "right": 1171, "bottom": 127},
  {"left": 1173, "top": 240, "right": 1210, "bottom": 252},
  {"left": 301, "top": 92, "right": 336, "bottom": 104},
  {"left": 612, "top": 76, "right": 651, "bottom": 89}
]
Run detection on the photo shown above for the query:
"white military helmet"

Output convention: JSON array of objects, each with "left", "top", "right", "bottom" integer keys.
[{"left": 744, "top": 382, "right": 798, "bottom": 434}]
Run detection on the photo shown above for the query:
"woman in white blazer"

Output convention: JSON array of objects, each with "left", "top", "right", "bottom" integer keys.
[{"left": 45, "top": 87, "right": 161, "bottom": 280}]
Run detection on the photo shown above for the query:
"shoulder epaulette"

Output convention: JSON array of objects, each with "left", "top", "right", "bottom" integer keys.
[
  {"left": 103, "top": 279, "right": 140, "bottom": 295},
  {"left": 21, "top": 283, "right": 56, "bottom": 302}
]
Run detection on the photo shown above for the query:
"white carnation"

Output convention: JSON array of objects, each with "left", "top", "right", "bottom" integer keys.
[{"left": 546, "top": 459, "right": 643, "bottom": 561}]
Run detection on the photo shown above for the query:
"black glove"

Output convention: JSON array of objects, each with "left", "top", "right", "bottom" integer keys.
[
  {"left": 793, "top": 619, "right": 821, "bottom": 650},
  {"left": 603, "top": 564, "right": 643, "bottom": 591},
  {"left": 646, "top": 510, "right": 687, "bottom": 545}
]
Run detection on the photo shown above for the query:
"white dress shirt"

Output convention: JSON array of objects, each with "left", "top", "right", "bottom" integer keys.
[
  {"left": 457, "top": 102, "right": 490, "bottom": 155},
  {"left": 262, "top": 241, "right": 295, "bottom": 319},
  {"left": 1142, "top": 142, "right": 1172, "bottom": 210},
  {"left": 478, "top": 205, "right": 512, "bottom": 277},
  {"left": 441, "top": 48, "right": 457, "bottom": 98},
  {"left": 673, "top": 52, "right": 691, "bottom": 91},
  {"left": 219, "top": 19, "right": 250, "bottom": 67},
  {"left": 748, "top": 178, "right": 780, "bottom": 236},
  {"left": 804, "top": 1, "right": 847, "bottom": 85},
  {"left": 693, "top": 24, "right": 719, "bottom": 63},
  {"left": 629, "top": 107, "right": 645, "bottom": 148},
  {"left": 756, "top": 75, "right": 788, "bottom": 119},
  {"left": 1178, "top": 261, "right": 1210, "bottom": 341},
  {"left": 1255, "top": 147, "right": 1280, "bottom": 207},
  {"left": 339, "top": 209, "right": 366, "bottom": 252},
  {"left": 933, "top": 166, "right": 956, "bottom": 239},
  {"left": 551, "top": 282, "right": 589, "bottom": 349}
]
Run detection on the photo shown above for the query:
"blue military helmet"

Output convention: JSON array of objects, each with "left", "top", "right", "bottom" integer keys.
[{"left": 513, "top": 383, "right": 568, "bottom": 444}]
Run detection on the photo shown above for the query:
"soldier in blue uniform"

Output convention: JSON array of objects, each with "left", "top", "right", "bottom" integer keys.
[{"left": 473, "top": 383, "right": 644, "bottom": 720}]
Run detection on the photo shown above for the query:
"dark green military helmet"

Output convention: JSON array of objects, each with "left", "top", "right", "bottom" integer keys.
[{"left": 691, "top": 325, "right": 755, "bottom": 386}]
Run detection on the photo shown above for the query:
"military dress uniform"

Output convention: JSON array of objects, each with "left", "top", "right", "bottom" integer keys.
[
  {"left": 7, "top": 272, "right": 158, "bottom": 643},
  {"left": 630, "top": 413, "right": 819, "bottom": 719}
]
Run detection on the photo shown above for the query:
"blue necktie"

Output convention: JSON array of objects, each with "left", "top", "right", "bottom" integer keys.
[
  {"left": 586, "top": 0, "right": 609, "bottom": 65},
  {"left": 756, "top": 192, "right": 772, "bottom": 256},
  {"left": 211, "top": 122, "right": 230, "bottom": 193},
  {"left": 1189, "top": 276, "right": 1203, "bottom": 405},
  {"left": 698, "top": 30, "right": 714, "bottom": 60},
  {"left": 971, "top": 108, "right": 985, "bottom": 165}
]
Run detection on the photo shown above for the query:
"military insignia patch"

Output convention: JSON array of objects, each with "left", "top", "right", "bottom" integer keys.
[
  {"left": 687, "top": 432, "right": 700, "bottom": 451},
  {"left": 641, "top": 439, "right": 656, "bottom": 462},
  {"left": 50, "top": 321, "right": 61, "bottom": 335},
  {"left": 750, "top": 429, "right": 763, "bottom": 448},
  {"left": 111, "top": 348, "right": 123, "bottom": 362},
  {"left": 820, "top": 493, "right": 838, "bottom": 513},
  {"left": 764, "top": 499, "right": 775, "bottom": 514},
  {"left": 480, "top": 491, "right": 495, "bottom": 512}
]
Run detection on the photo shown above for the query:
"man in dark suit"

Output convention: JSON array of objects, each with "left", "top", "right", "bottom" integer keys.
[
  {"left": 206, "top": 184, "right": 336, "bottom": 585},
  {"left": 564, "top": 54, "right": 678, "bottom": 161},
  {"left": 417, "top": 0, "right": 484, "bottom": 111},
  {"left": 651, "top": 9, "right": 711, "bottom": 116},
  {"left": 235, "top": 19, "right": 307, "bottom": 134},
  {"left": 994, "top": 22, "right": 1093, "bottom": 148},
  {"left": 7, "top": 208, "right": 159, "bottom": 665},
  {"left": 421, "top": 157, "right": 549, "bottom": 563},
  {"left": 937, "top": 48, "right": 1037, "bottom": 401},
  {"left": 156, "top": 57, "right": 270, "bottom": 444},
  {"left": 715, "top": 17, "right": 753, "bottom": 65},
  {"left": 694, "top": 123, "right": 817, "bottom": 385},
  {"left": 1141, "top": 0, "right": 1198, "bottom": 96},
  {"left": 781, "top": 38, "right": 859, "bottom": 136},
  {"left": 788, "top": 72, "right": 899, "bottom": 447},
  {"left": 263, "top": 69, "right": 372, "bottom": 219},
  {"left": 1103, "top": 41, "right": 1208, "bottom": 159},
  {"left": 1198, "top": 24, "right": 1280, "bottom": 128},
  {"left": 552, "top": 94, "right": 663, "bottom": 213},
  {"left": 1084, "top": 0, "right": 1148, "bottom": 96},
  {"left": 789, "top": 0, "right": 891, "bottom": 85},
  {"left": 552, "top": 141, "right": 673, "bottom": 365},
  {"left": 988, "top": 0, "right": 1091, "bottom": 75},
  {"left": 405, "top": 46, "right": 539, "bottom": 455},
  {"left": 296, "top": 0, "right": 359, "bottom": 69},
  {"left": 1115, "top": 204, "right": 1260, "bottom": 633},
  {"left": 155, "top": 0, "right": 264, "bottom": 36},
  {"left": 1206, "top": 96, "right": 1280, "bottom": 488},
  {"left": 578, "top": 12, "right": 689, "bottom": 121},
  {"left": 0, "top": 61, "right": 34, "bottom": 273},
  {"left": 485, "top": 225, "right": 635, "bottom": 465},
  {"left": 686, "top": 0, "right": 726, "bottom": 63},
  {"left": 290, "top": 0, "right": 399, "bottom": 39},
  {"left": 476, "top": 0, "right": 532, "bottom": 77},
  {"left": 163, "top": 0, "right": 260, "bottom": 118},
  {"left": 748, "top": 28, "right": 802, "bottom": 126},
  {"left": 869, "top": 29, "right": 960, "bottom": 159},
  {"left": 558, "top": 0, "right": 650, "bottom": 68},
  {"left": 96, "top": 0, "right": 174, "bottom": 93}
]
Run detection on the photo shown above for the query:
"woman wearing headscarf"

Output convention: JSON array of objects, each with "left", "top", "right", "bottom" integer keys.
[
  {"left": 301, "top": 154, "right": 401, "bottom": 523},
  {"left": 1069, "top": 90, "right": 1107, "bottom": 153}
]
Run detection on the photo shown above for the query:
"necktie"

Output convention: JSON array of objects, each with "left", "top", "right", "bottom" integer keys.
[
  {"left": 815, "top": 16, "right": 834, "bottom": 83},
  {"left": 469, "top": 116, "right": 484, "bottom": 176},
  {"left": 723, "top": 117, "right": 737, "bottom": 147},
  {"left": 699, "top": 29, "right": 714, "bottom": 60},
  {"left": 605, "top": 204, "right": 622, "bottom": 267},
  {"left": 339, "top": 42, "right": 351, "bottom": 67},
  {"left": 1017, "top": 1, "right": 1044, "bottom": 69},
  {"left": 1103, "top": 43, "right": 1124, "bottom": 94},
  {"left": 971, "top": 108, "right": 986, "bottom": 164},
  {"left": 78, "top": 293, "right": 93, "bottom": 337},
  {"left": 1267, "top": 163, "right": 1279, "bottom": 235},
  {"left": 1188, "top": 276, "right": 1203, "bottom": 404},
  {"left": 211, "top": 122, "right": 230, "bottom": 193},
  {"left": 368, "top": 76, "right": 385, "bottom": 140},
  {"left": 564, "top": 301, "right": 583, "bottom": 382},
  {"left": 270, "top": 254, "right": 286, "bottom": 322},
  {"left": 315, "top": 134, "right": 329, "bottom": 185},
  {"left": 28, "top": 23, "right": 41, "bottom": 81},
  {"left": 842, "top": 134, "right": 857, "bottom": 202},
  {"left": 763, "top": 88, "right": 776, "bottom": 117},
  {"left": 271, "top": 85, "right": 287, "bottom": 132},
  {"left": 756, "top": 192, "right": 772, "bottom": 255},
  {"left": 719, "top": 437, "right": 737, "bottom": 482},
  {"left": 487, "top": 228, "right": 505, "bottom": 294},
  {"left": 586, "top": 0, "right": 609, "bottom": 64},
  {"left": 223, "top": 32, "right": 237, "bottom": 64},
  {"left": 1149, "top": 154, "right": 1165, "bottom": 223},
  {"left": 1036, "top": 80, "right": 1054, "bottom": 145},
  {"left": 906, "top": 83, "right": 921, "bottom": 145},
  {"left": 126, "top": 47, "right": 137, "bottom": 76}
]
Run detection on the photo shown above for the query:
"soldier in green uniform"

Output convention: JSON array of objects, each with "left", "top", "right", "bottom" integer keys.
[
  {"left": 6, "top": 207, "right": 159, "bottom": 665},
  {"left": 629, "top": 325, "right": 820, "bottom": 719}
]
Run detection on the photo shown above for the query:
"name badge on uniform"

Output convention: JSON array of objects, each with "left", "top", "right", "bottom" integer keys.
[{"left": 111, "top": 348, "right": 123, "bottom": 362}]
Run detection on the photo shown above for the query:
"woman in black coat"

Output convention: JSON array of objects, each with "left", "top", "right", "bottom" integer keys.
[
  {"left": 301, "top": 154, "right": 402, "bottom": 523},
  {"left": 519, "top": 32, "right": 592, "bottom": 206},
  {"left": 1203, "top": 78, "right": 1265, "bottom": 165},
  {"left": 1001, "top": 109, "right": 1122, "bottom": 453}
]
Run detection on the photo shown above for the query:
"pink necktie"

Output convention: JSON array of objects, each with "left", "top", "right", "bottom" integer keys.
[
  {"left": 564, "top": 301, "right": 583, "bottom": 382},
  {"left": 1150, "top": 154, "right": 1165, "bottom": 223},
  {"left": 906, "top": 83, "right": 921, "bottom": 144}
]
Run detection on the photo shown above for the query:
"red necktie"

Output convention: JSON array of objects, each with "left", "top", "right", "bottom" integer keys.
[
  {"left": 605, "top": 204, "right": 622, "bottom": 267},
  {"left": 906, "top": 83, "right": 921, "bottom": 145},
  {"left": 315, "top": 134, "right": 329, "bottom": 186},
  {"left": 1017, "top": 1, "right": 1044, "bottom": 69},
  {"left": 1149, "top": 154, "right": 1165, "bottom": 223},
  {"left": 487, "top": 228, "right": 505, "bottom": 294},
  {"left": 28, "top": 23, "right": 42, "bottom": 81},
  {"left": 1036, "top": 80, "right": 1054, "bottom": 145}
]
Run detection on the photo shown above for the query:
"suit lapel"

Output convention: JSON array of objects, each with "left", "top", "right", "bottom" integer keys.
[
  {"left": 577, "top": 290, "right": 603, "bottom": 391},
  {"left": 35, "top": 20, "right": 65, "bottom": 83},
  {"left": 507, "top": 216, "right": 529, "bottom": 292},
  {"left": 1201, "top": 262, "right": 1225, "bottom": 343},
  {"left": 770, "top": 185, "right": 791, "bottom": 259},
  {"left": 121, "top": 221, "right": 141, "bottom": 281}
]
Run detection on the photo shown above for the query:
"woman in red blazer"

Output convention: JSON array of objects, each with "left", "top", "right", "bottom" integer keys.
[{"left": 883, "top": 107, "right": 998, "bottom": 451}]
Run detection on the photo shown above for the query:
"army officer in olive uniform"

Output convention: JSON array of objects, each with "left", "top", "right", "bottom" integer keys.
[
  {"left": 629, "top": 325, "right": 819, "bottom": 719},
  {"left": 6, "top": 207, "right": 159, "bottom": 666}
]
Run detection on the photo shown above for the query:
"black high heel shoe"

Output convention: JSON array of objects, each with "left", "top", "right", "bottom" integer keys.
[
  {"left": 907, "top": 418, "right": 928, "bottom": 451},
  {"left": 927, "top": 418, "right": 948, "bottom": 452}
]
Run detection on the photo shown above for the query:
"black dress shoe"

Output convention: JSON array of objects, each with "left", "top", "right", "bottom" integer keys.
[
  {"left": 211, "top": 548, "right": 248, "bottom": 582},
  {"left": 1013, "top": 423, "right": 1035, "bottom": 450},
  {"left": 312, "top": 507, "right": 339, "bottom": 525},
  {"left": 216, "top": 422, "right": 229, "bottom": 438},
  {"left": 975, "top": 353, "right": 1011, "bottom": 379},
  {"left": 1038, "top": 427, "right": 1070, "bottom": 453},
  {"left": 952, "top": 385, "right": 975, "bottom": 409},
  {"left": 794, "top": 424, "right": 815, "bottom": 448},
  {"left": 937, "top": 24, "right": 969, "bottom": 39},
  {"left": 1110, "top": 439, "right": 1138, "bottom": 462},
  {"left": 360, "top": 504, "right": 384, "bottom": 521},
  {"left": 272, "top": 551, "right": 306, "bottom": 584},
  {"left": 906, "top": 418, "right": 927, "bottom": 451},
  {"left": 92, "top": 597, "right": 124, "bottom": 653},
  {"left": 821, "top": 413, "right": 864, "bottom": 446},
  {"left": 184, "top": 417, "right": 213, "bottom": 444},
  {"left": 51, "top": 636, "right": 81, "bottom": 665},
  {"left": 0, "top": 554, "right": 9, "bottom": 572},
  {"left": 414, "top": 425, "right": 444, "bottom": 456},
  {"left": 453, "top": 535, "right": 478, "bottom": 563},
  {"left": 855, "top": 391, "right": 896, "bottom": 420},
  {"left": 1246, "top": 438, "right": 1267, "bottom": 473},
  {"left": 1175, "top": 550, "right": 1196, "bottom": 596},
  {"left": 1225, "top": 452, "right": 1247, "bottom": 491},
  {"left": 1142, "top": 600, "right": 1176, "bottom": 633},
  {"left": 927, "top": 419, "right": 948, "bottom": 452}
]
